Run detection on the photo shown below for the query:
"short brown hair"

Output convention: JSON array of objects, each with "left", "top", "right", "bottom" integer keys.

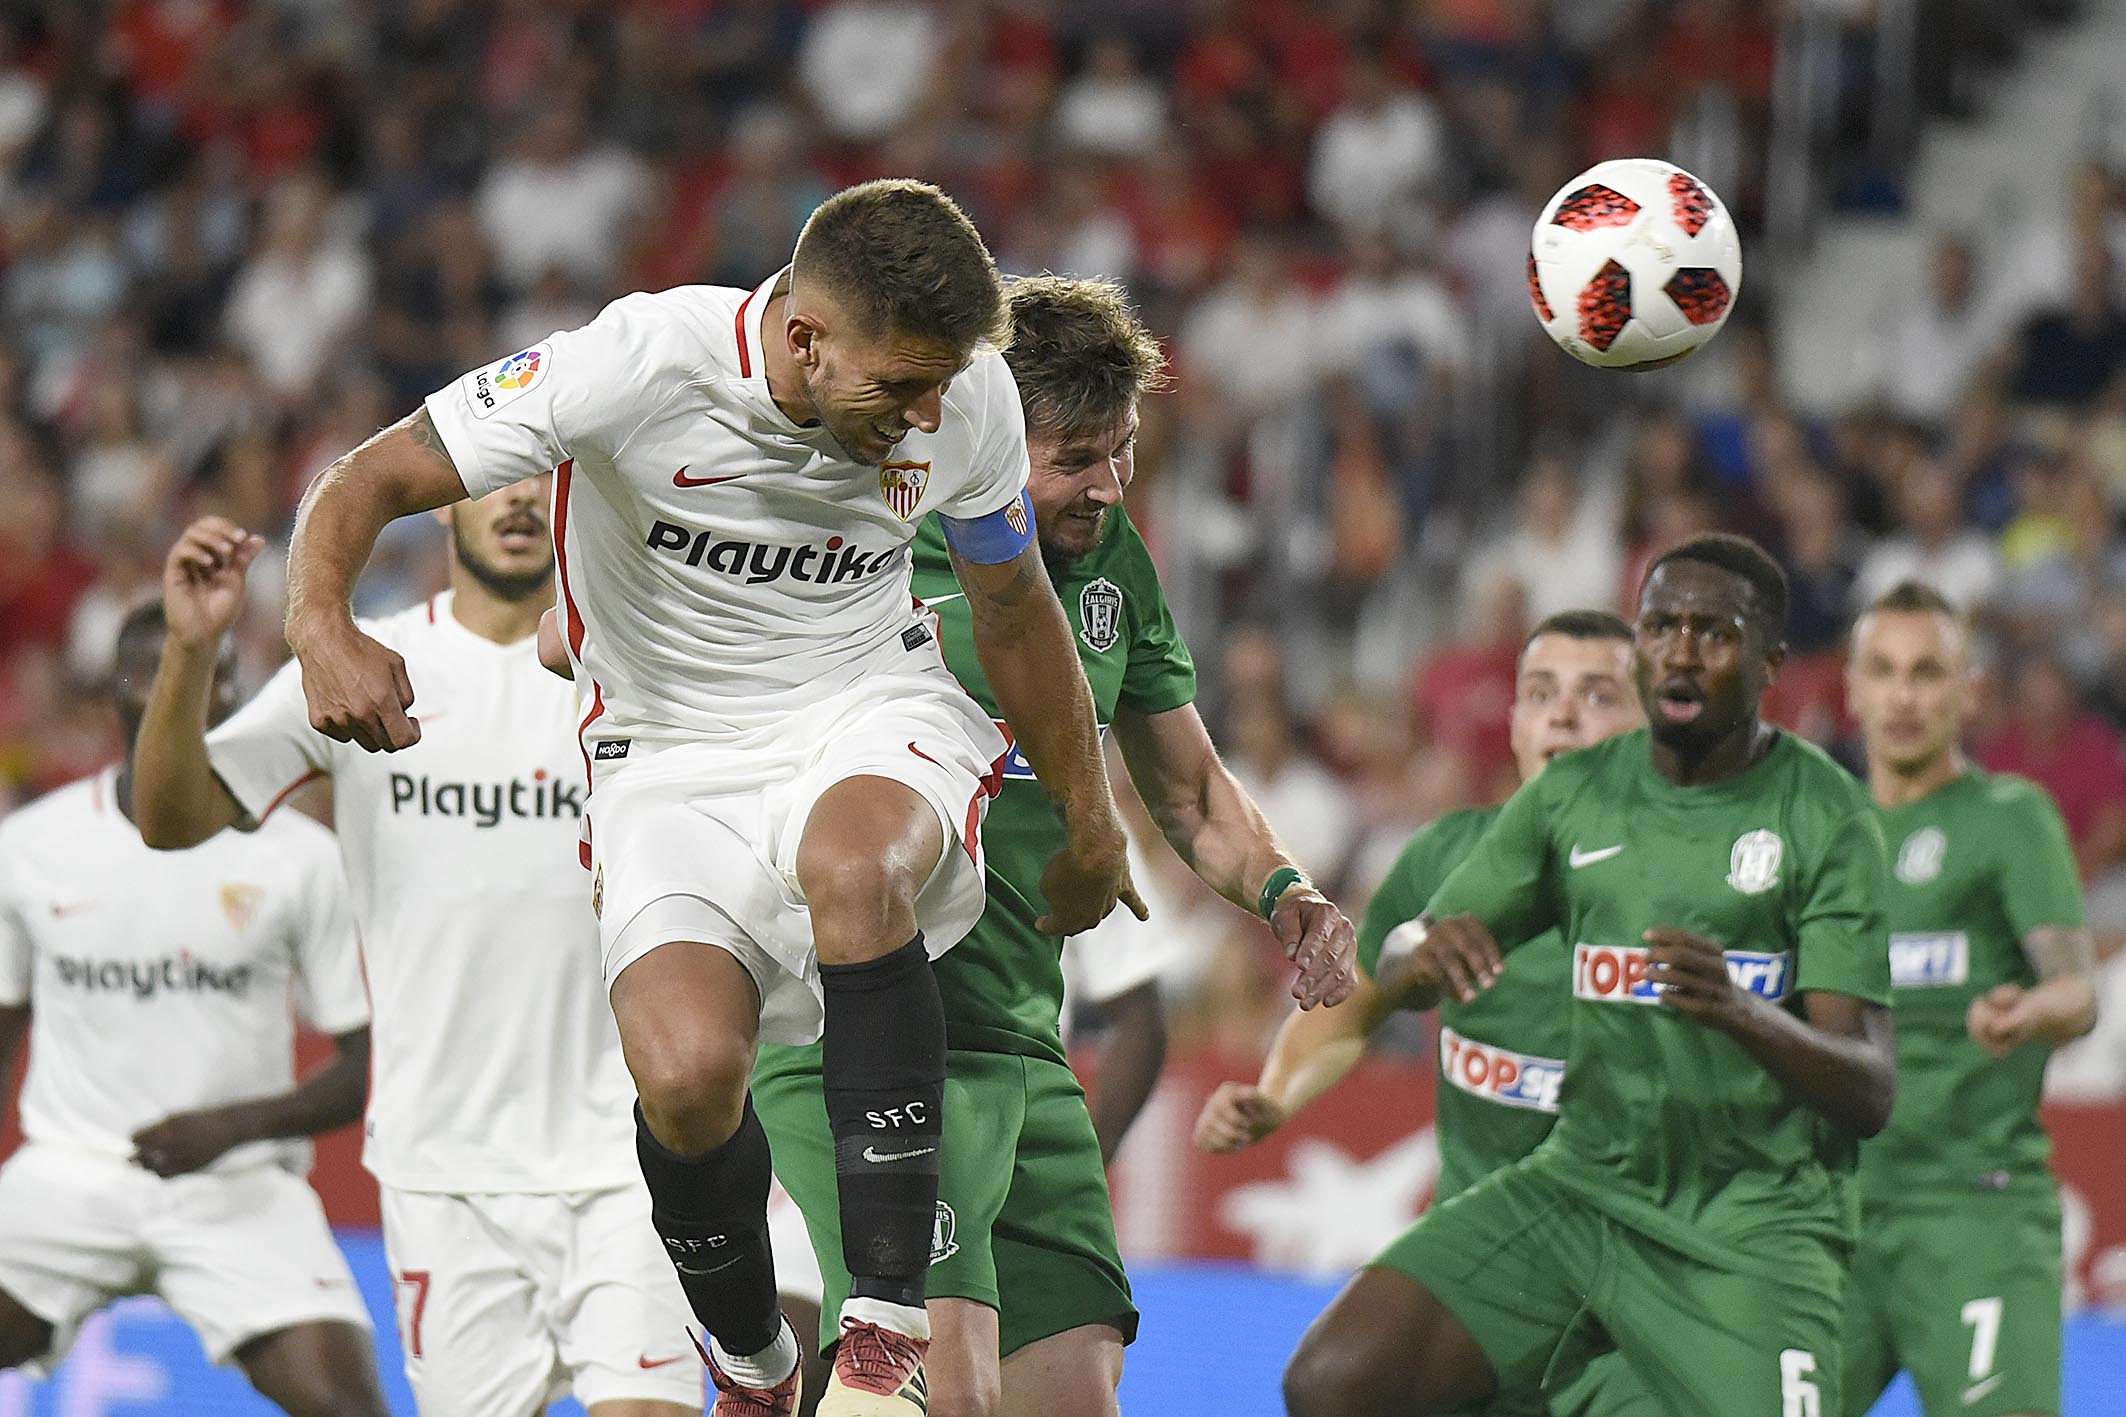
[
  {"left": 1002, "top": 275, "right": 1167, "bottom": 439},
  {"left": 791, "top": 179, "right": 1009, "bottom": 353},
  {"left": 1526, "top": 608, "right": 1633, "bottom": 651},
  {"left": 1866, "top": 579, "right": 1957, "bottom": 617}
]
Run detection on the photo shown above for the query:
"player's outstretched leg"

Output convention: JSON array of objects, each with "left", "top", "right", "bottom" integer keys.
[
  {"left": 616, "top": 944, "right": 802, "bottom": 1415},
  {"left": 1284, "top": 1267, "right": 1498, "bottom": 1417},
  {"left": 235, "top": 1321, "right": 392, "bottom": 1417},
  {"left": 796, "top": 777, "right": 951, "bottom": 1416}
]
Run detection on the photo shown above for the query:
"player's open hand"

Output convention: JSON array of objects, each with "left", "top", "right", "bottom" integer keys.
[
  {"left": 131, "top": 1110, "right": 246, "bottom": 1178},
  {"left": 291, "top": 621, "right": 421, "bottom": 753},
  {"left": 1272, "top": 886, "right": 1357, "bottom": 1010},
  {"left": 1036, "top": 815, "right": 1148, "bottom": 935},
  {"left": 1967, "top": 982, "right": 2037, "bottom": 1057},
  {"left": 164, "top": 516, "right": 265, "bottom": 649},
  {"left": 1410, "top": 914, "right": 1503, "bottom": 1005},
  {"left": 536, "top": 606, "right": 573, "bottom": 680},
  {"left": 1193, "top": 1082, "right": 1288, "bottom": 1153},
  {"left": 1645, "top": 927, "right": 1751, "bottom": 1031}
]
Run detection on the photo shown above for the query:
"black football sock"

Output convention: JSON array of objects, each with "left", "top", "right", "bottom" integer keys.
[
  {"left": 819, "top": 933, "right": 944, "bottom": 1312},
  {"left": 635, "top": 1097, "right": 783, "bottom": 1356}
]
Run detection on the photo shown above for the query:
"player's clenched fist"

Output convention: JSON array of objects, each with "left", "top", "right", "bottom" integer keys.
[
  {"left": 1405, "top": 913, "right": 1504, "bottom": 1006},
  {"left": 289, "top": 619, "right": 422, "bottom": 753},
  {"left": 1272, "top": 886, "right": 1358, "bottom": 1010},
  {"left": 1193, "top": 1082, "right": 1289, "bottom": 1153},
  {"left": 1035, "top": 813, "right": 1148, "bottom": 936},
  {"left": 163, "top": 516, "right": 265, "bottom": 648}
]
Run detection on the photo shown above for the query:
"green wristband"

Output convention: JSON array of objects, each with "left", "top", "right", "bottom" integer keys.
[{"left": 1258, "top": 865, "right": 1308, "bottom": 921}]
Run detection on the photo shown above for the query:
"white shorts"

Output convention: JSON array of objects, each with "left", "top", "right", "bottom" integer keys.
[
  {"left": 769, "top": 1178, "right": 825, "bottom": 1309},
  {"left": 380, "top": 1180, "right": 701, "bottom": 1414},
  {"left": 591, "top": 667, "right": 1005, "bottom": 1045},
  {"left": 0, "top": 1143, "right": 369, "bottom": 1374}
]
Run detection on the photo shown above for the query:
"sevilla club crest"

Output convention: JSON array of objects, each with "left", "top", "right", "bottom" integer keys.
[
  {"left": 880, "top": 460, "right": 931, "bottom": 521},
  {"left": 220, "top": 883, "right": 264, "bottom": 931}
]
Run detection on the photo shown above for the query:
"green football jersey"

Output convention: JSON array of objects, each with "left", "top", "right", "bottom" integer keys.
[
  {"left": 1859, "top": 769, "right": 2082, "bottom": 1202},
  {"left": 1358, "top": 804, "right": 1570, "bottom": 1203},
  {"left": 1427, "top": 728, "right": 1891, "bottom": 1275},
  {"left": 760, "top": 508, "right": 1195, "bottom": 1079}
]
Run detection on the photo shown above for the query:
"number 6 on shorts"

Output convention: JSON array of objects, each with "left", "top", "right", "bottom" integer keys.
[{"left": 1781, "top": 1348, "right": 1820, "bottom": 1417}]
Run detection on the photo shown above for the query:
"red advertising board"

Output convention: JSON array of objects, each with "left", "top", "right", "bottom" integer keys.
[{"left": 7, "top": 1039, "right": 2122, "bottom": 1306}]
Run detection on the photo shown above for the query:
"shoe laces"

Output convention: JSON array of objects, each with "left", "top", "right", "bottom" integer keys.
[{"left": 836, "top": 1319, "right": 925, "bottom": 1390}]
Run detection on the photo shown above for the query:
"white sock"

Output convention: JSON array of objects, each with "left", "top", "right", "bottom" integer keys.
[
  {"left": 840, "top": 1295, "right": 931, "bottom": 1342},
  {"left": 709, "top": 1318, "right": 800, "bottom": 1388}
]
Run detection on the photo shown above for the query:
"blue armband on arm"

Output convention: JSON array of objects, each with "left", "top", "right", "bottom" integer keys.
[{"left": 938, "top": 488, "right": 1035, "bottom": 564}]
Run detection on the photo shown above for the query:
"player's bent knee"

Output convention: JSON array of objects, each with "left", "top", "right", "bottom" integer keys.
[
  {"left": 627, "top": 1027, "right": 756, "bottom": 1147},
  {"left": 922, "top": 1354, "right": 1000, "bottom": 1417},
  {"left": 0, "top": 1286, "right": 53, "bottom": 1371},
  {"left": 798, "top": 853, "right": 920, "bottom": 960},
  {"left": 1284, "top": 1337, "right": 1374, "bottom": 1417}
]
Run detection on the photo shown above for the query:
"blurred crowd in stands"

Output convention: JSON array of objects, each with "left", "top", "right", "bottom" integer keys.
[{"left": 9, "top": 0, "right": 2126, "bottom": 1084}]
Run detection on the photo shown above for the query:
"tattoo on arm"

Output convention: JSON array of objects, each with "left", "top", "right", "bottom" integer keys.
[
  {"left": 953, "top": 545, "right": 1046, "bottom": 625},
  {"left": 405, "top": 407, "right": 459, "bottom": 473},
  {"left": 2024, "top": 925, "right": 2096, "bottom": 982}
]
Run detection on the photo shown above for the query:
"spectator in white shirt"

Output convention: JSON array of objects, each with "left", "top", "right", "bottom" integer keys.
[
  {"left": 224, "top": 174, "right": 370, "bottom": 401},
  {"left": 1308, "top": 52, "right": 1445, "bottom": 242},
  {"left": 1855, "top": 235, "right": 2012, "bottom": 427},
  {"left": 475, "top": 103, "right": 650, "bottom": 294},
  {"left": 1855, "top": 458, "right": 2004, "bottom": 611}
]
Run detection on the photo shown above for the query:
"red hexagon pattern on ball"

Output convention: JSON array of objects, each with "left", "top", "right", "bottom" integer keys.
[
  {"left": 1550, "top": 184, "right": 1640, "bottom": 231},
  {"left": 1578, "top": 260, "right": 1632, "bottom": 352},
  {"left": 1669, "top": 172, "right": 1714, "bottom": 237},
  {"left": 1664, "top": 268, "right": 1732, "bottom": 326},
  {"left": 1528, "top": 254, "right": 1554, "bottom": 321}
]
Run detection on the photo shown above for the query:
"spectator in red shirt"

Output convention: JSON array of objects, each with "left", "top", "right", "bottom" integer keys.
[
  {"left": 1975, "top": 653, "right": 2126, "bottom": 881},
  {"left": 1410, "top": 576, "right": 1527, "bottom": 800},
  {"left": 0, "top": 444, "right": 98, "bottom": 661}
]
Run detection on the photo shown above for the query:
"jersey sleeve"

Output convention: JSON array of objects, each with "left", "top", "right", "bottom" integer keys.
[
  {"left": 284, "top": 832, "right": 369, "bottom": 1035},
  {"left": 934, "top": 357, "right": 1031, "bottom": 522},
  {"left": 1117, "top": 524, "right": 1198, "bottom": 716},
  {"left": 1425, "top": 779, "right": 1559, "bottom": 951},
  {"left": 1791, "top": 809, "right": 1892, "bottom": 1004},
  {"left": 1358, "top": 829, "right": 1449, "bottom": 980},
  {"left": 0, "top": 842, "right": 30, "bottom": 1007},
  {"left": 1996, "top": 781, "right": 2086, "bottom": 937},
  {"left": 423, "top": 295, "right": 666, "bottom": 499},
  {"left": 206, "top": 657, "right": 332, "bottom": 824}
]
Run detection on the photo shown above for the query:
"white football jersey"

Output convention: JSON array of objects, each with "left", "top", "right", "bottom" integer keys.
[
  {"left": 423, "top": 273, "right": 1031, "bottom": 752},
  {"left": 0, "top": 770, "right": 367, "bottom": 1175},
  {"left": 206, "top": 592, "right": 639, "bottom": 1195}
]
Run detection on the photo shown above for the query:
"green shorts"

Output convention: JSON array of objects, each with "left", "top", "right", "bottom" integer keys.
[
  {"left": 751, "top": 1046, "right": 1137, "bottom": 1358},
  {"left": 1446, "top": 1350, "right": 1652, "bottom": 1417},
  {"left": 1377, "top": 1160, "right": 1845, "bottom": 1417},
  {"left": 1842, "top": 1187, "right": 2062, "bottom": 1417}
]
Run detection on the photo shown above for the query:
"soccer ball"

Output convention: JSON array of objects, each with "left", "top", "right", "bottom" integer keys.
[{"left": 1528, "top": 158, "right": 1742, "bottom": 370}]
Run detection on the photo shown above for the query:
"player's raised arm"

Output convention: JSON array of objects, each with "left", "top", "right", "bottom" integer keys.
[
  {"left": 1646, "top": 806, "right": 1898, "bottom": 1137},
  {"left": 284, "top": 408, "right": 472, "bottom": 753},
  {"left": 1113, "top": 701, "right": 1354, "bottom": 1006},
  {"left": 134, "top": 517, "right": 263, "bottom": 848},
  {"left": 949, "top": 538, "right": 1142, "bottom": 935}
]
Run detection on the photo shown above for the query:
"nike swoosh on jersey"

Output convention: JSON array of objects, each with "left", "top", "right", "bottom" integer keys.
[
  {"left": 862, "top": 1144, "right": 937, "bottom": 1164},
  {"left": 672, "top": 466, "right": 744, "bottom": 488},
  {"left": 48, "top": 900, "right": 99, "bottom": 918},
  {"left": 1960, "top": 1373, "right": 2003, "bottom": 1405},
  {"left": 918, "top": 593, "right": 966, "bottom": 609},
  {"left": 638, "top": 1354, "right": 690, "bottom": 1370},
  {"left": 1568, "top": 844, "right": 1625, "bottom": 869}
]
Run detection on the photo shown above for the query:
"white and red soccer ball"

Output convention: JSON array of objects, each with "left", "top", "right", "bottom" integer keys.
[{"left": 1528, "top": 158, "right": 1742, "bottom": 370}]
